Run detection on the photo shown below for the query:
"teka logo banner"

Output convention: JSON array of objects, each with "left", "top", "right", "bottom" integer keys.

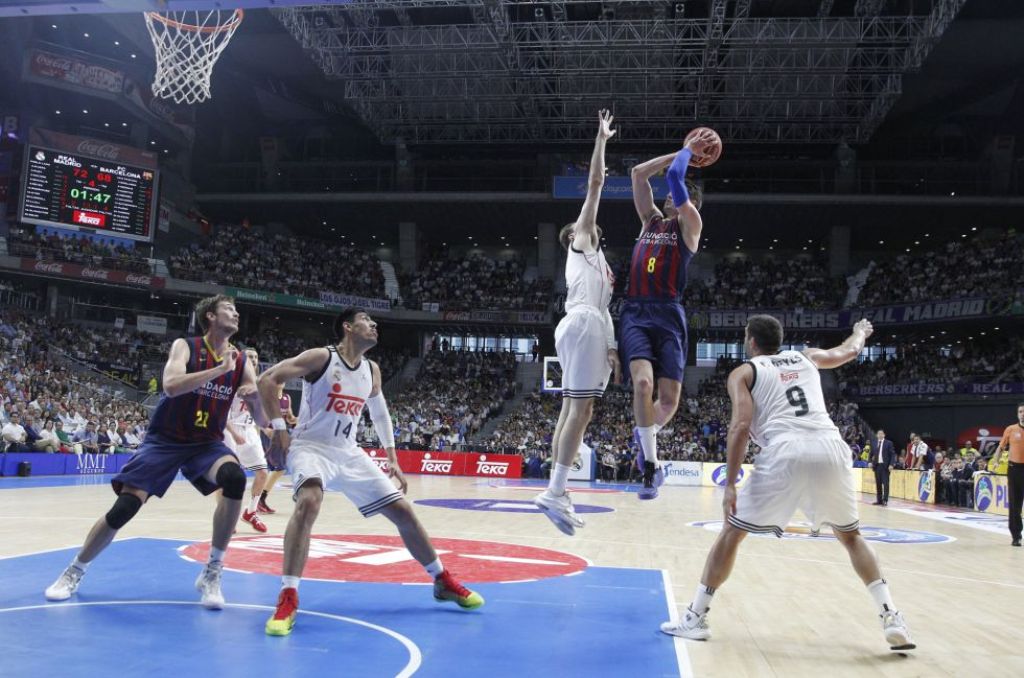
[
  {"left": 420, "top": 452, "right": 455, "bottom": 475},
  {"left": 365, "top": 448, "right": 389, "bottom": 473},
  {"left": 474, "top": 455, "right": 510, "bottom": 476}
]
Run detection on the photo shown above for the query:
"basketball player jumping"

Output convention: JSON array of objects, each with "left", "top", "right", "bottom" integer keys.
[
  {"left": 225, "top": 347, "right": 270, "bottom": 533},
  {"left": 533, "top": 109, "right": 621, "bottom": 535},
  {"left": 661, "top": 316, "right": 914, "bottom": 651},
  {"left": 45, "top": 295, "right": 266, "bottom": 609},
  {"left": 257, "top": 308, "right": 483, "bottom": 636},
  {"left": 623, "top": 129, "right": 717, "bottom": 499}
]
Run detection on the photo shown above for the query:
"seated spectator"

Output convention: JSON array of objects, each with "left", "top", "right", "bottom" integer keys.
[
  {"left": 73, "top": 421, "right": 101, "bottom": 454},
  {"left": 37, "top": 418, "right": 62, "bottom": 454},
  {"left": 2, "top": 412, "right": 30, "bottom": 452}
]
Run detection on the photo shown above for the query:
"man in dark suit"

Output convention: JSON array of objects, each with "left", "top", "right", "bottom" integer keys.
[{"left": 871, "top": 429, "right": 896, "bottom": 506}]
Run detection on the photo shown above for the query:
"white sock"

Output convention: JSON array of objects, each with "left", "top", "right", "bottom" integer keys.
[
  {"left": 690, "top": 583, "right": 716, "bottom": 615},
  {"left": 867, "top": 579, "right": 896, "bottom": 615},
  {"left": 653, "top": 423, "right": 663, "bottom": 435},
  {"left": 638, "top": 425, "right": 658, "bottom": 465},
  {"left": 548, "top": 463, "right": 571, "bottom": 495},
  {"left": 209, "top": 547, "right": 225, "bottom": 565},
  {"left": 425, "top": 558, "right": 444, "bottom": 578},
  {"left": 282, "top": 576, "right": 300, "bottom": 591},
  {"left": 248, "top": 494, "right": 260, "bottom": 513},
  {"left": 71, "top": 556, "right": 90, "bottom": 572}
]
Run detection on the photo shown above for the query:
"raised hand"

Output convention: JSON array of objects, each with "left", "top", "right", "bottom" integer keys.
[
  {"left": 853, "top": 319, "right": 874, "bottom": 339},
  {"left": 597, "top": 109, "right": 616, "bottom": 141},
  {"left": 685, "top": 129, "right": 717, "bottom": 157}
]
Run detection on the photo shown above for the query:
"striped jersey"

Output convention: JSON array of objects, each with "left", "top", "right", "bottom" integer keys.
[
  {"left": 292, "top": 346, "right": 373, "bottom": 449},
  {"left": 148, "top": 337, "right": 245, "bottom": 443},
  {"left": 627, "top": 214, "right": 693, "bottom": 301},
  {"left": 746, "top": 350, "right": 838, "bottom": 448}
]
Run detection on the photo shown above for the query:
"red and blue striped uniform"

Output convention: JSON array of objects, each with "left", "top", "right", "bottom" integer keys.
[
  {"left": 627, "top": 215, "right": 693, "bottom": 301},
  {"left": 147, "top": 337, "right": 245, "bottom": 443}
]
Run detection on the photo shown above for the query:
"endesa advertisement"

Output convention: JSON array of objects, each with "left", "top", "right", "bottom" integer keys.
[{"left": 363, "top": 449, "right": 522, "bottom": 479}]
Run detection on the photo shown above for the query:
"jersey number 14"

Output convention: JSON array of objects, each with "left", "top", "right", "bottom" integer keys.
[{"left": 334, "top": 421, "right": 353, "bottom": 438}]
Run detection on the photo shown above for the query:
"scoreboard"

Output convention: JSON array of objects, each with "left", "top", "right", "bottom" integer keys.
[{"left": 19, "top": 145, "right": 158, "bottom": 242}]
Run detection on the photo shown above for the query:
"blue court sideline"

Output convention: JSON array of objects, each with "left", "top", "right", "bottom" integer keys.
[{"left": 0, "top": 538, "right": 688, "bottom": 678}]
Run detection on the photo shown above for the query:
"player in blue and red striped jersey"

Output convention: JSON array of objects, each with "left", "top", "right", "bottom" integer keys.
[
  {"left": 621, "top": 129, "right": 718, "bottom": 500},
  {"left": 45, "top": 294, "right": 267, "bottom": 609}
]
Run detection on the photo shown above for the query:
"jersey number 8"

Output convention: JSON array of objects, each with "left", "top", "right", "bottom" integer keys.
[{"left": 646, "top": 257, "right": 656, "bottom": 273}]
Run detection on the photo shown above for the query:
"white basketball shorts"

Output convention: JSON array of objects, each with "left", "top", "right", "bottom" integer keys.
[
  {"left": 224, "top": 427, "right": 267, "bottom": 471},
  {"left": 287, "top": 439, "right": 403, "bottom": 517},
  {"left": 555, "top": 307, "right": 612, "bottom": 399},
  {"left": 729, "top": 435, "right": 859, "bottom": 537}
]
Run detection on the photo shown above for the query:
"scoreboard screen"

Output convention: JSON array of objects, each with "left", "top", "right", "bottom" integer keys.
[{"left": 19, "top": 145, "right": 158, "bottom": 242}]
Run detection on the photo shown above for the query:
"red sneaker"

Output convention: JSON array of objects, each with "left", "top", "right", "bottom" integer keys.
[
  {"left": 257, "top": 497, "right": 276, "bottom": 514},
  {"left": 265, "top": 588, "right": 298, "bottom": 636},
  {"left": 242, "top": 509, "right": 268, "bottom": 533},
  {"left": 433, "top": 570, "right": 484, "bottom": 610}
]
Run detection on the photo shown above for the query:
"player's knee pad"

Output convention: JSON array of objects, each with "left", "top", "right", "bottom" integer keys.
[
  {"left": 216, "top": 462, "right": 247, "bottom": 500},
  {"left": 105, "top": 493, "right": 143, "bottom": 530}
]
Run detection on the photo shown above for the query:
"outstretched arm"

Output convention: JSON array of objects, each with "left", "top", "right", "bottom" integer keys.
[
  {"left": 803, "top": 319, "right": 874, "bottom": 370},
  {"left": 257, "top": 348, "right": 329, "bottom": 427},
  {"left": 630, "top": 153, "right": 676, "bottom": 224},
  {"left": 367, "top": 361, "right": 406, "bottom": 493},
  {"left": 573, "top": 109, "right": 616, "bottom": 250}
]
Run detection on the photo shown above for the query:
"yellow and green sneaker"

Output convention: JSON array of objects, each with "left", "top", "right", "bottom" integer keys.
[
  {"left": 265, "top": 588, "right": 298, "bottom": 636},
  {"left": 433, "top": 570, "right": 484, "bottom": 610}
]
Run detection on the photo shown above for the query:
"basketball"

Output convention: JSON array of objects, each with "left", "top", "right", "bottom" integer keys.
[{"left": 684, "top": 127, "right": 723, "bottom": 168}]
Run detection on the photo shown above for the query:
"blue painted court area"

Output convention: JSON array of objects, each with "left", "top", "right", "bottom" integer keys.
[
  {"left": 0, "top": 473, "right": 122, "bottom": 490},
  {"left": 0, "top": 539, "right": 687, "bottom": 678}
]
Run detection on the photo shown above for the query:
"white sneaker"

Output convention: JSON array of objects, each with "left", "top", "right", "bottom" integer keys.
[
  {"left": 660, "top": 608, "right": 711, "bottom": 641},
  {"left": 195, "top": 562, "right": 225, "bottom": 610},
  {"left": 533, "top": 490, "right": 585, "bottom": 536},
  {"left": 45, "top": 565, "right": 85, "bottom": 601},
  {"left": 881, "top": 610, "right": 915, "bottom": 650}
]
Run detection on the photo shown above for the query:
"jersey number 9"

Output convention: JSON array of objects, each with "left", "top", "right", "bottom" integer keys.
[{"left": 785, "top": 386, "right": 809, "bottom": 417}]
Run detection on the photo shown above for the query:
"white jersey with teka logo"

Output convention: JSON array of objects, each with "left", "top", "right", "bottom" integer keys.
[
  {"left": 747, "top": 350, "right": 838, "bottom": 448},
  {"left": 292, "top": 346, "right": 373, "bottom": 449}
]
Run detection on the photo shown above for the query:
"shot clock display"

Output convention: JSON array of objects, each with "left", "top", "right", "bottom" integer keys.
[{"left": 19, "top": 145, "right": 158, "bottom": 242}]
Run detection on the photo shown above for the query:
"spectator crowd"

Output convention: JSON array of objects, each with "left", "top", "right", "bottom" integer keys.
[
  {"left": 7, "top": 224, "right": 152, "bottom": 274},
  {"left": 401, "top": 253, "right": 552, "bottom": 311},
  {"left": 169, "top": 223, "right": 386, "bottom": 301}
]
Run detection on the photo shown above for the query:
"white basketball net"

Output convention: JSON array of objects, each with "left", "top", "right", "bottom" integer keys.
[{"left": 144, "top": 9, "right": 244, "bottom": 105}]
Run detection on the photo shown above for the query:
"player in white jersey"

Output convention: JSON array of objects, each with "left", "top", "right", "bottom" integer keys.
[
  {"left": 224, "top": 348, "right": 269, "bottom": 533},
  {"left": 534, "top": 110, "right": 622, "bottom": 535},
  {"left": 256, "top": 308, "right": 483, "bottom": 637},
  {"left": 662, "top": 315, "right": 914, "bottom": 652}
]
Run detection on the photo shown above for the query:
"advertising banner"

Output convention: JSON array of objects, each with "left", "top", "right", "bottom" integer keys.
[
  {"left": 319, "top": 290, "right": 391, "bottom": 312},
  {"left": 362, "top": 449, "right": 522, "bottom": 479},
  {"left": 137, "top": 314, "right": 168, "bottom": 335},
  {"left": 553, "top": 175, "right": 669, "bottom": 201},
  {"left": 19, "top": 258, "right": 165, "bottom": 289},
  {"left": 662, "top": 461, "right": 703, "bottom": 486},
  {"left": 973, "top": 474, "right": 1010, "bottom": 516},
  {"left": 567, "top": 443, "right": 594, "bottom": 481},
  {"left": 700, "top": 463, "right": 755, "bottom": 489}
]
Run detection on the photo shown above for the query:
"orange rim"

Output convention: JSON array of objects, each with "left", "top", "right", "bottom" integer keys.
[{"left": 145, "top": 8, "right": 244, "bottom": 35}]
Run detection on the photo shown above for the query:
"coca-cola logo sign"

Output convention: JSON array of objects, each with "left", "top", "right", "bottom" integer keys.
[
  {"left": 125, "top": 274, "right": 152, "bottom": 285},
  {"left": 77, "top": 140, "right": 121, "bottom": 161},
  {"left": 81, "top": 268, "right": 110, "bottom": 280},
  {"left": 33, "top": 51, "right": 72, "bottom": 72},
  {"left": 33, "top": 261, "right": 64, "bottom": 274}
]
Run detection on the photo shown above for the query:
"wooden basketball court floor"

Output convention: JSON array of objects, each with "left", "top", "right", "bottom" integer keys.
[{"left": 0, "top": 472, "right": 1020, "bottom": 677}]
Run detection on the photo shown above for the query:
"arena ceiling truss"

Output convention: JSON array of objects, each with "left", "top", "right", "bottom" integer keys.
[{"left": 272, "top": 0, "right": 968, "bottom": 145}]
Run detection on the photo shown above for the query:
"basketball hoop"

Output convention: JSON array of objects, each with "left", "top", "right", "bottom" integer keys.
[{"left": 144, "top": 9, "right": 244, "bottom": 105}]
